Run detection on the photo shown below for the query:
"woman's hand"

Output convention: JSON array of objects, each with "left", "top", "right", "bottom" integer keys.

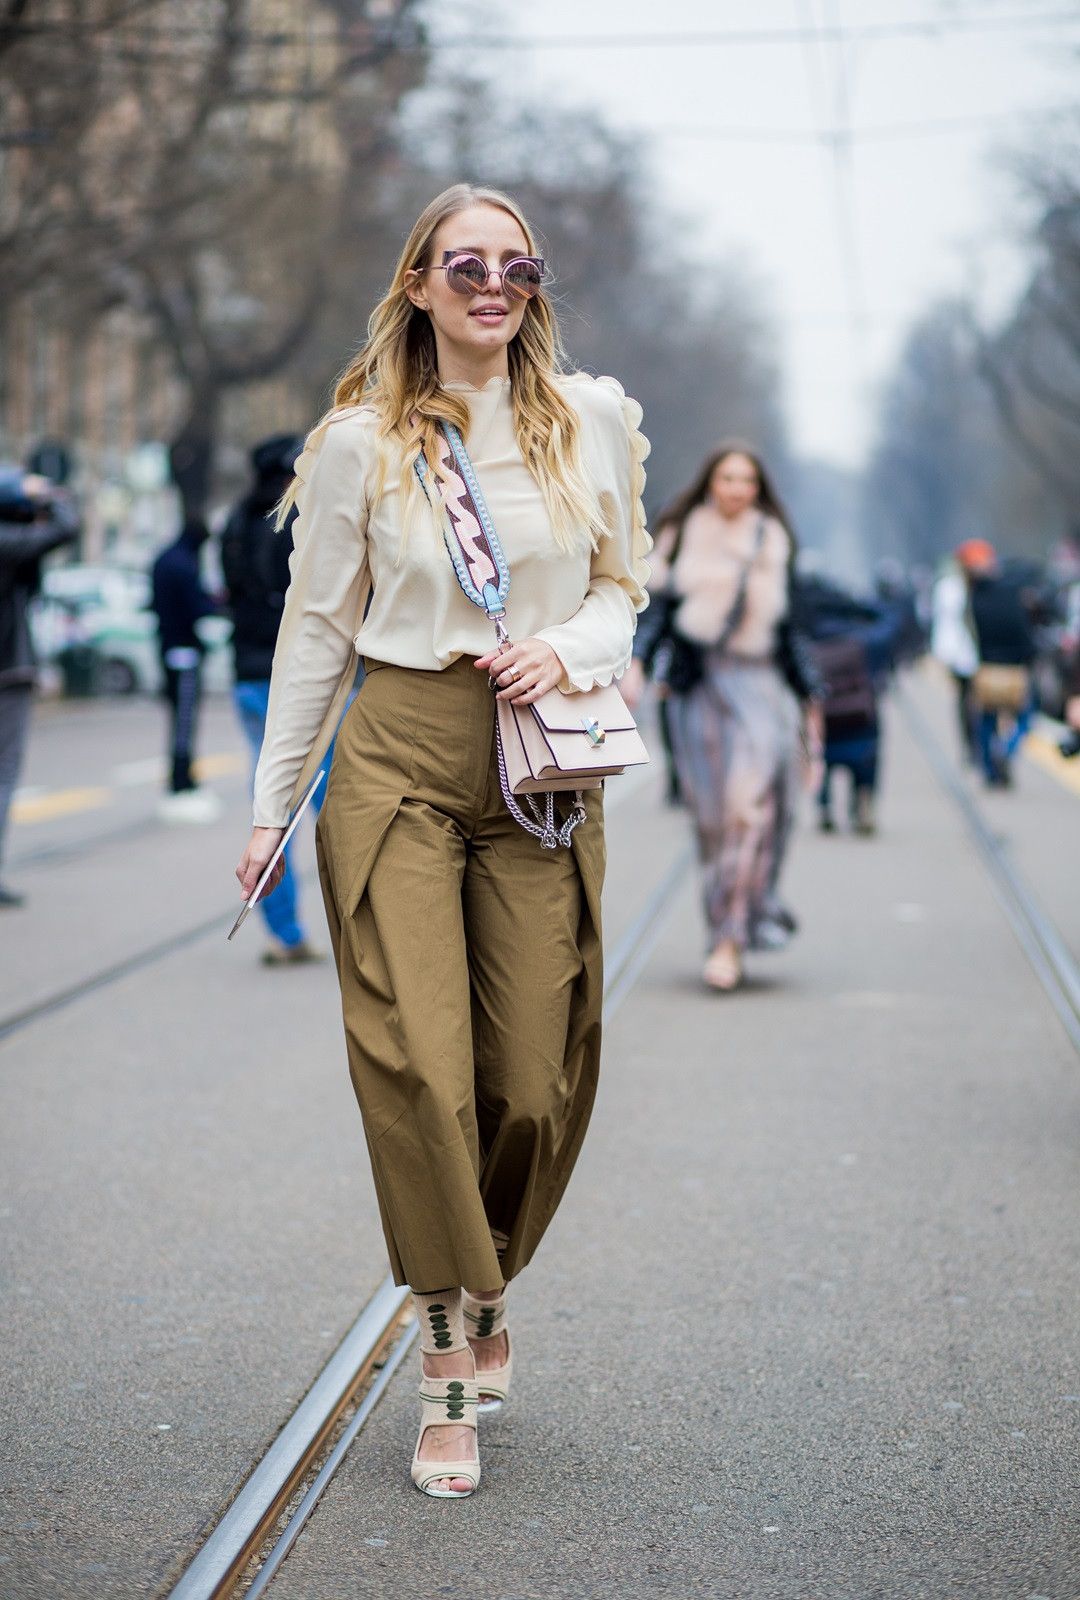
[
  {"left": 1066, "top": 694, "right": 1080, "bottom": 733},
  {"left": 236, "top": 826, "right": 287, "bottom": 903},
  {"left": 474, "top": 638, "right": 566, "bottom": 705},
  {"left": 621, "top": 658, "right": 646, "bottom": 713}
]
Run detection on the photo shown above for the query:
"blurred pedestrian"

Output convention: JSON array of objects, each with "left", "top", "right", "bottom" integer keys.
[
  {"left": 800, "top": 579, "right": 900, "bottom": 836},
  {"left": 965, "top": 543, "right": 1037, "bottom": 788},
  {"left": 0, "top": 469, "right": 78, "bottom": 906},
  {"left": 931, "top": 543, "right": 985, "bottom": 764},
  {"left": 1062, "top": 649, "right": 1080, "bottom": 757},
  {"left": 222, "top": 436, "right": 329, "bottom": 965},
  {"left": 150, "top": 517, "right": 222, "bottom": 823},
  {"left": 234, "top": 184, "right": 649, "bottom": 1497},
  {"left": 874, "top": 558, "right": 926, "bottom": 664},
  {"left": 625, "top": 443, "right": 821, "bottom": 992}
]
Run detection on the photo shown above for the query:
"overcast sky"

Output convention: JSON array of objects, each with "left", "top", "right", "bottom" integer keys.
[{"left": 426, "top": 0, "right": 1079, "bottom": 470}]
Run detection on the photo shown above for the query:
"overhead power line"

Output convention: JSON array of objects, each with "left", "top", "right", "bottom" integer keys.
[
  {"left": 430, "top": 10, "right": 1080, "bottom": 50},
  {"left": 657, "top": 105, "right": 1077, "bottom": 144},
  {"left": 6, "top": 9, "right": 1080, "bottom": 48}
]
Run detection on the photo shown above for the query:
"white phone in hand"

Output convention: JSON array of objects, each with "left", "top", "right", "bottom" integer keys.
[{"left": 227, "top": 769, "right": 326, "bottom": 941}]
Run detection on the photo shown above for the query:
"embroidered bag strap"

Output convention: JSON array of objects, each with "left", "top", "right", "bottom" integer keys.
[
  {"left": 413, "top": 420, "right": 585, "bottom": 851},
  {"left": 414, "top": 422, "right": 512, "bottom": 644}
]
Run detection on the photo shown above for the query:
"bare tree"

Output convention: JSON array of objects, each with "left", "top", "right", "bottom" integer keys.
[
  {"left": 975, "top": 131, "right": 1080, "bottom": 514},
  {"left": 859, "top": 300, "right": 1060, "bottom": 566},
  {"left": 0, "top": 0, "right": 428, "bottom": 513}
]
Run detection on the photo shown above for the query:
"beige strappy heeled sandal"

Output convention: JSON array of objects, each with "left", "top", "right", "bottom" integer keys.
[
  {"left": 463, "top": 1289, "right": 513, "bottom": 1414},
  {"left": 410, "top": 1374, "right": 481, "bottom": 1498},
  {"left": 409, "top": 1289, "right": 480, "bottom": 1498}
]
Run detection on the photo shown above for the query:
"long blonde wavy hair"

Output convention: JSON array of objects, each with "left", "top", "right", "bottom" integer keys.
[{"left": 278, "top": 184, "right": 605, "bottom": 554}]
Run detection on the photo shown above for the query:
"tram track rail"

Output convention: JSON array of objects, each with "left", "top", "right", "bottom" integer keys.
[
  {"left": 901, "top": 685, "right": 1080, "bottom": 1057},
  {"left": 153, "top": 694, "right": 1079, "bottom": 1597},
  {"left": 0, "top": 904, "right": 239, "bottom": 1045},
  {"left": 0, "top": 761, "right": 661, "bottom": 1046},
  {"left": 8, "top": 810, "right": 162, "bottom": 872},
  {"left": 162, "top": 839, "right": 692, "bottom": 1600}
]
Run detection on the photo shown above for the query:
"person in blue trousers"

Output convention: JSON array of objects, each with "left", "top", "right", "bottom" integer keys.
[
  {"left": 966, "top": 547, "right": 1038, "bottom": 789},
  {"left": 223, "top": 436, "right": 350, "bottom": 964}
]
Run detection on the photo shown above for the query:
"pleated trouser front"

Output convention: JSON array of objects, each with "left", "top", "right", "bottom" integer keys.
[{"left": 315, "top": 656, "right": 605, "bottom": 1294}]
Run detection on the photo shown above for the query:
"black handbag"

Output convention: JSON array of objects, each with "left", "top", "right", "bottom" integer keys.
[
  {"left": 647, "top": 592, "right": 706, "bottom": 695},
  {"left": 774, "top": 618, "right": 821, "bottom": 703}
]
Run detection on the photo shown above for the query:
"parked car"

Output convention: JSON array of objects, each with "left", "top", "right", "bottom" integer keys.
[{"left": 30, "top": 564, "right": 232, "bottom": 694}]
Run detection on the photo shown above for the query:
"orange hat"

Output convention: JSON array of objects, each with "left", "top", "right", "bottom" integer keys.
[{"left": 955, "top": 539, "right": 996, "bottom": 573}]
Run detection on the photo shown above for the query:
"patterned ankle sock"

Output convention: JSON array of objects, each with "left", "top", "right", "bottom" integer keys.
[
  {"left": 411, "top": 1289, "right": 467, "bottom": 1355},
  {"left": 462, "top": 1288, "right": 508, "bottom": 1340}
]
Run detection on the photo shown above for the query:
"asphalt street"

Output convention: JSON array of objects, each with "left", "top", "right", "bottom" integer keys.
[{"left": 1, "top": 675, "right": 1078, "bottom": 1600}]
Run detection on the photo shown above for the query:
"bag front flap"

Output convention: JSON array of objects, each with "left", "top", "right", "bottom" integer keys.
[{"left": 530, "top": 683, "right": 637, "bottom": 736}]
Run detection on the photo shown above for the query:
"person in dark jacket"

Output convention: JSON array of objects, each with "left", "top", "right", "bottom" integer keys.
[
  {"left": 966, "top": 548, "right": 1037, "bottom": 788},
  {"left": 221, "top": 435, "right": 327, "bottom": 963},
  {"left": 150, "top": 517, "right": 221, "bottom": 822},
  {"left": 0, "top": 470, "right": 78, "bottom": 905},
  {"left": 799, "top": 577, "right": 901, "bottom": 836}
]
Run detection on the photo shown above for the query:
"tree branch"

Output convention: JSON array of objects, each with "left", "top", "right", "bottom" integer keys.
[
  {"left": 976, "top": 337, "right": 1080, "bottom": 501},
  {"left": 1011, "top": 346, "right": 1080, "bottom": 431}
]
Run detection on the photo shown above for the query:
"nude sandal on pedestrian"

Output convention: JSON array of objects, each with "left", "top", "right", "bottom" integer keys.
[
  {"left": 463, "top": 1288, "right": 513, "bottom": 1413},
  {"left": 703, "top": 942, "right": 742, "bottom": 992},
  {"left": 410, "top": 1375, "right": 481, "bottom": 1498},
  {"left": 410, "top": 1290, "right": 480, "bottom": 1499}
]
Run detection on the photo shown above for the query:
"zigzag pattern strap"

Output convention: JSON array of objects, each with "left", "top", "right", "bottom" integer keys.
[{"left": 414, "top": 422, "right": 511, "bottom": 619}]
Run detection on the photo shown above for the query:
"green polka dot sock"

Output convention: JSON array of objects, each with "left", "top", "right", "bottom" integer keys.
[
  {"left": 462, "top": 1288, "right": 508, "bottom": 1341},
  {"left": 412, "top": 1289, "right": 467, "bottom": 1355}
]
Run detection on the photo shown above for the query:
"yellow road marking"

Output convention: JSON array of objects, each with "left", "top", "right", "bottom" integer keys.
[
  {"left": 12, "top": 786, "right": 112, "bottom": 824},
  {"left": 194, "top": 753, "right": 244, "bottom": 780},
  {"left": 12, "top": 751, "right": 245, "bottom": 827},
  {"left": 1023, "top": 733, "right": 1080, "bottom": 799}
]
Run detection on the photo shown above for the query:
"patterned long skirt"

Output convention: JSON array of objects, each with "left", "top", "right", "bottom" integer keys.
[{"left": 667, "top": 652, "right": 801, "bottom": 951}]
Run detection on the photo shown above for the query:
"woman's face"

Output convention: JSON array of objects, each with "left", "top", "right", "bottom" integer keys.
[
  {"left": 405, "top": 203, "right": 532, "bottom": 374},
  {"left": 708, "top": 453, "right": 760, "bottom": 519}
]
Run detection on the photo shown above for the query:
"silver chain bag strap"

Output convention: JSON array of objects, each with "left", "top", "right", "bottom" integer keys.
[{"left": 415, "top": 420, "right": 649, "bottom": 849}]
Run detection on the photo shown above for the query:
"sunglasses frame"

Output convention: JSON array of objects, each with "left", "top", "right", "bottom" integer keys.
[{"left": 420, "top": 250, "right": 547, "bottom": 301}]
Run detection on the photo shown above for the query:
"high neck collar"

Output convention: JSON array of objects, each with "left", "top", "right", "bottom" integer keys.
[{"left": 441, "top": 376, "right": 512, "bottom": 394}]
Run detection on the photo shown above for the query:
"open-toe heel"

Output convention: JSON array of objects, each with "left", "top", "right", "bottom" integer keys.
[
  {"left": 409, "top": 1289, "right": 480, "bottom": 1498},
  {"left": 410, "top": 1374, "right": 481, "bottom": 1498},
  {"left": 703, "top": 942, "right": 743, "bottom": 992},
  {"left": 463, "top": 1289, "right": 513, "bottom": 1414}
]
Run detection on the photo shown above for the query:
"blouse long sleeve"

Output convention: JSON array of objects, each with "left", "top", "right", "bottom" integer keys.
[
  {"left": 252, "top": 410, "right": 372, "bottom": 826},
  {"left": 535, "top": 377, "right": 652, "bottom": 692}
]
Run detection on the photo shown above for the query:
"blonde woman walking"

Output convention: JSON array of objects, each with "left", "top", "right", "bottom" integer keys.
[{"left": 234, "top": 185, "right": 649, "bottom": 1496}]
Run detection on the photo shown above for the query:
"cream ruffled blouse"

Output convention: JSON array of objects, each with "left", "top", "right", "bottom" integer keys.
[{"left": 252, "top": 373, "right": 651, "bottom": 826}]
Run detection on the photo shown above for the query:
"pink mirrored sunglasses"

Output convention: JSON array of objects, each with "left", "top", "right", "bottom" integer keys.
[{"left": 420, "top": 251, "right": 547, "bottom": 301}]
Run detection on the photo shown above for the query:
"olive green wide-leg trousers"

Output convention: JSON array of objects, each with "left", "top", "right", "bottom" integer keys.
[{"left": 315, "top": 657, "right": 605, "bottom": 1294}]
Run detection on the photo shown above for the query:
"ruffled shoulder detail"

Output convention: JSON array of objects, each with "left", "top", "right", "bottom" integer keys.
[
  {"left": 558, "top": 372, "right": 652, "bottom": 611},
  {"left": 292, "top": 403, "right": 375, "bottom": 493}
]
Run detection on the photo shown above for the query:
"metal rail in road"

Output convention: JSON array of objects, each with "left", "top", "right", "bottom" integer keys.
[
  {"left": 902, "top": 686, "right": 1080, "bottom": 1057},
  {"left": 0, "top": 905, "right": 239, "bottom": 1046},
  {"left": 163, "top": 841, "right": 692, "bottom": 1600},
  {"left": 1, "top": 760, "right": 661, "bottom": 1046}
]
